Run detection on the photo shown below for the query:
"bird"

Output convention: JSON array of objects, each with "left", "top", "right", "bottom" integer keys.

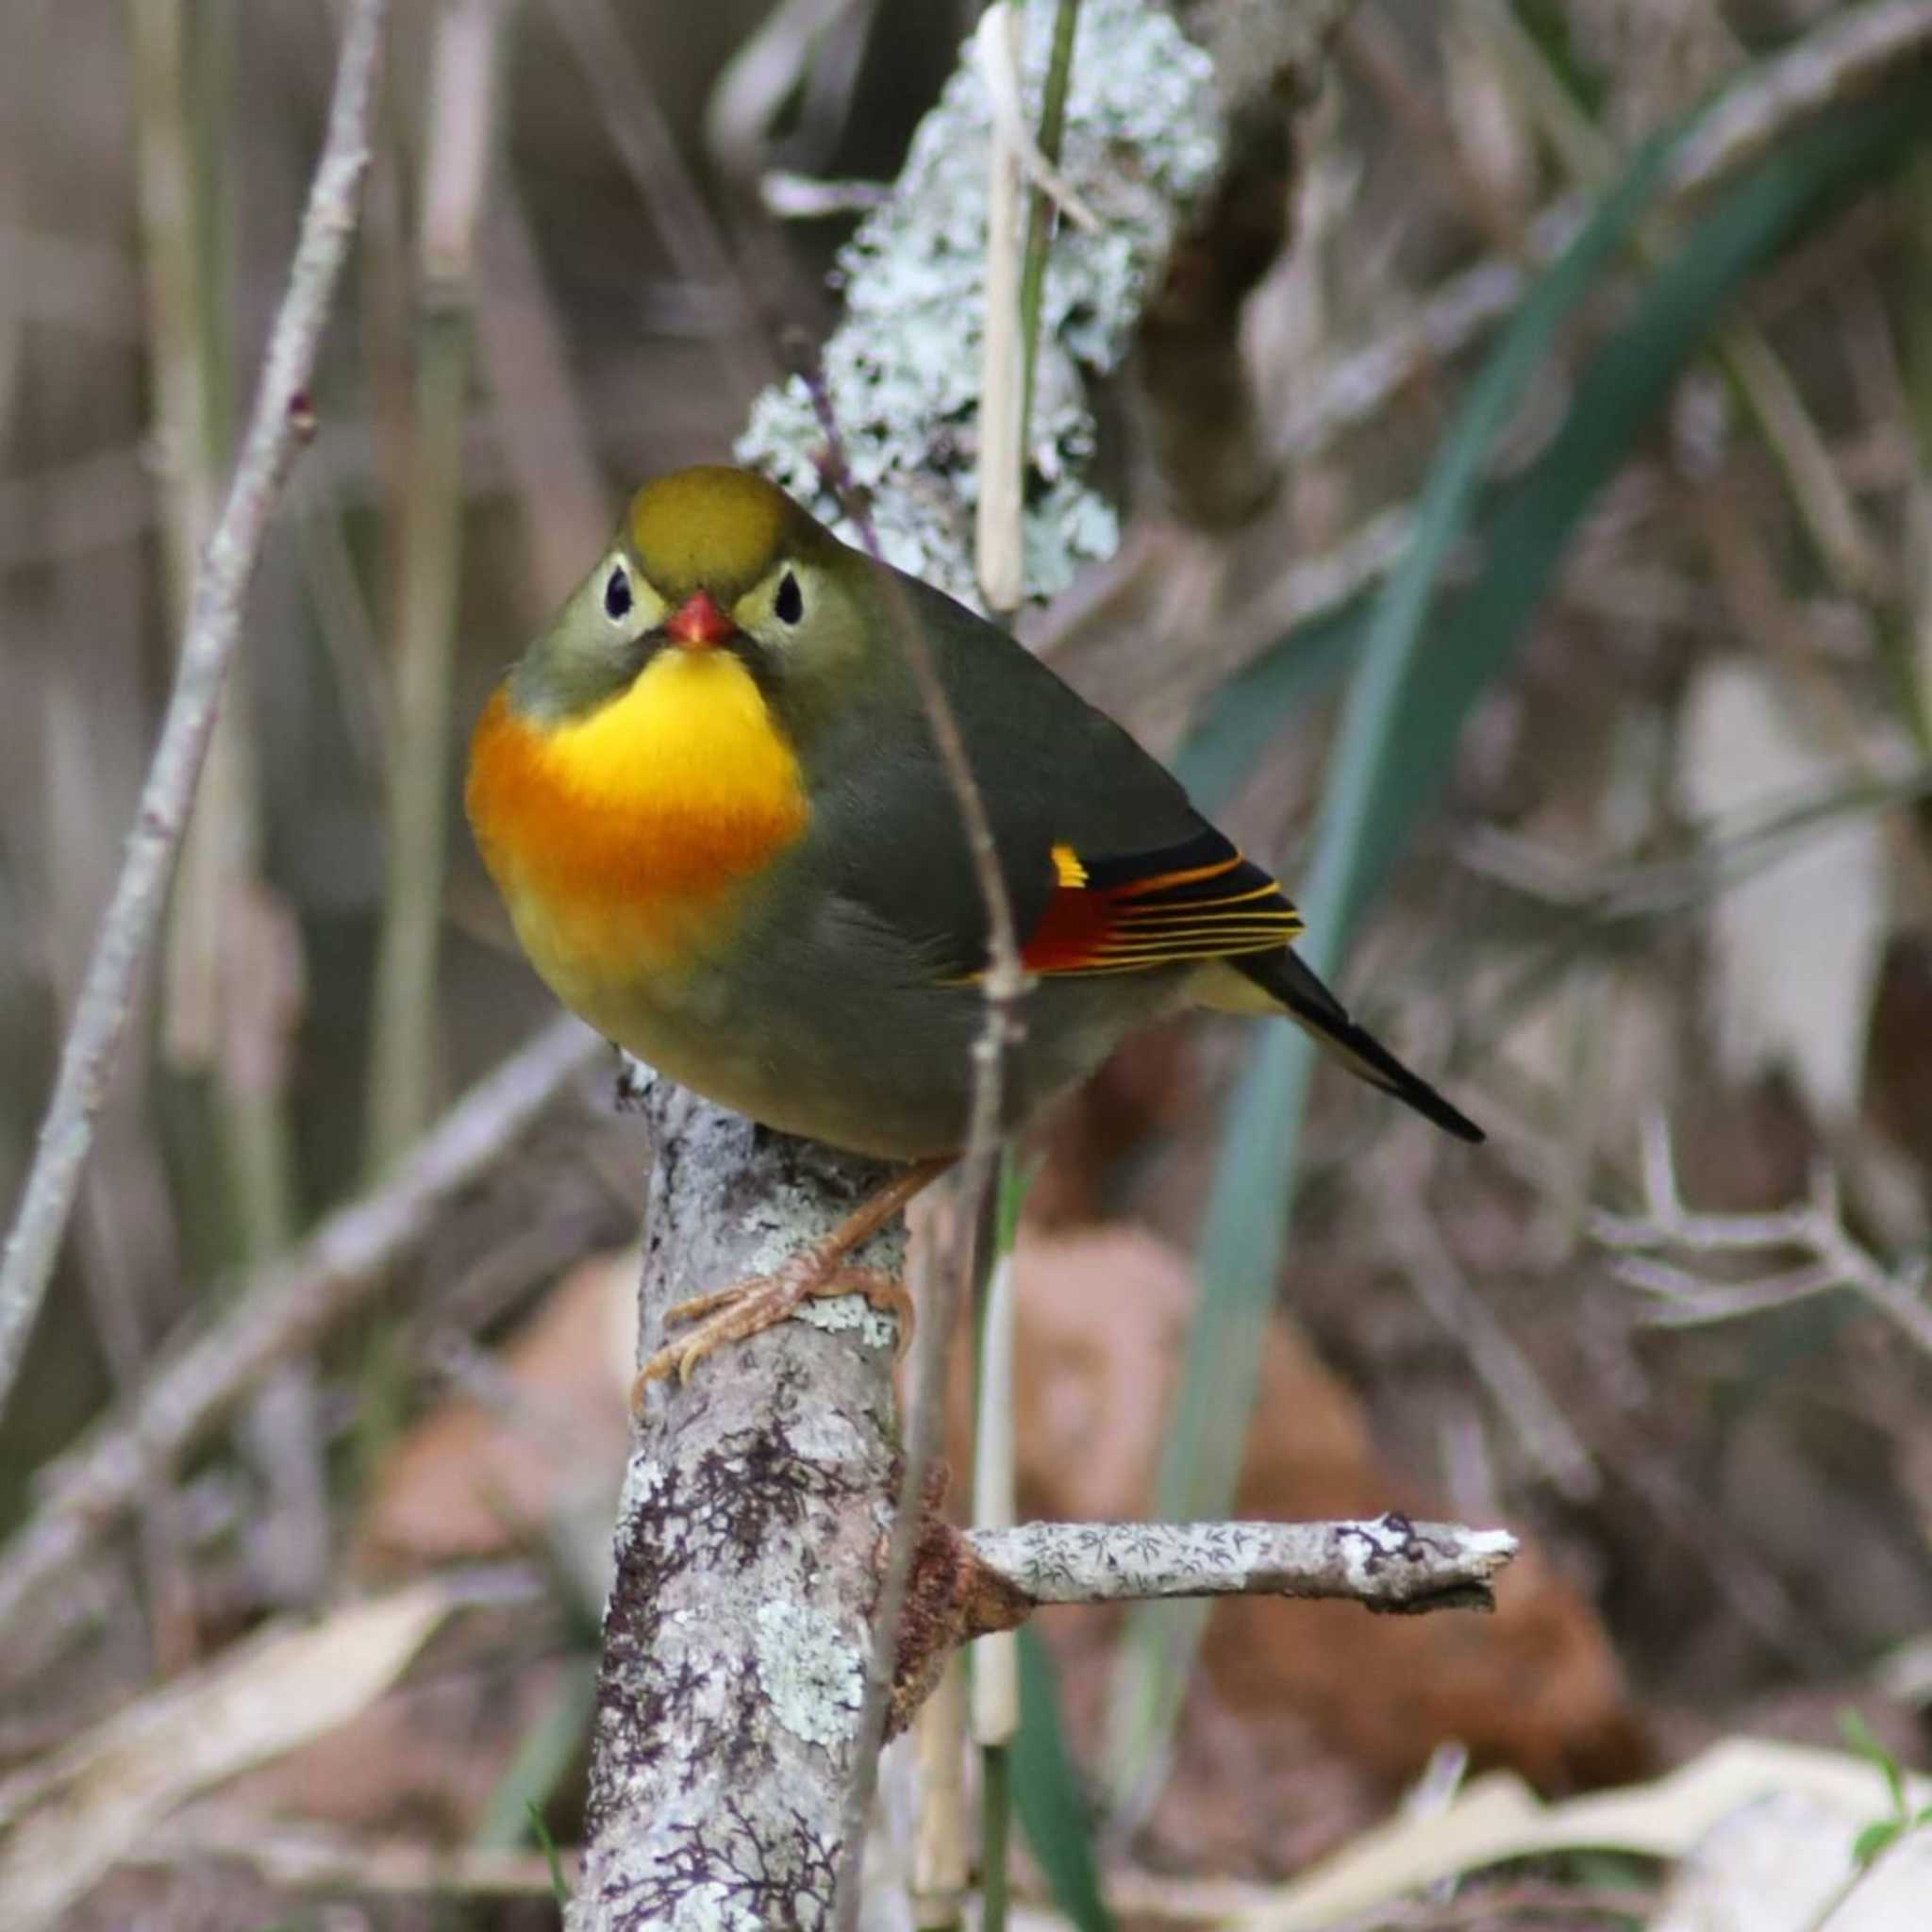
[{"left": 466, "top": 466, "right": 1480, "bottom": 1386}]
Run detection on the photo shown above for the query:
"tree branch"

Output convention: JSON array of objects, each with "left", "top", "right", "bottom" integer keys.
[
  {"left": 0, "top": 0, "right": 391, "bottom": 1419},
  {"left": 576, "top": 1076, "right": 1520, "bottom": 1930},
  {"left": 962, "top": 1514, "right": 1517, "bottom": 1615},
  {"left": 574, "top": 1084, "right": 906, "bottom": 1930}
]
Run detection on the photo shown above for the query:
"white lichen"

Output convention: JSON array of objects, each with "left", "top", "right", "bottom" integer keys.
[
  {"left": 754, "top": 1599, "right": 865, "bottom": 1749},
  {"left": 615, "top": 1454, "right": 671, "bottom": 1533},
  {"left": 738, "top": 0, "right": 1217, "bottom": 608},
  {"left": 793, "top": 1291, "right": 898, "bottom": 1352}
]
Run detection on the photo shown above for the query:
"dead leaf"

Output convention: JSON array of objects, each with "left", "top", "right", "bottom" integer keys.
[
  {"left": 0, "top": 1581, "right": 457, "bottom": 1932},
  {"left": 1237, "top": 1736, "right": 1932, "bottom": 1930},
  {"left": 1677, "top": 661, "right": 1886, "bottom": 1124},
  {"left": 1654, "top": 1787, "right": 1932, "bottom": 1932},
  {"left": 996, "top": 1227, "right": 1642, "bottom": 1819}
]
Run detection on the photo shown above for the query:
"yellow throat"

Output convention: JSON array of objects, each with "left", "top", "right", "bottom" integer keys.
[{"left": 467, "top": 647, "right": 808, "bottom": 989}]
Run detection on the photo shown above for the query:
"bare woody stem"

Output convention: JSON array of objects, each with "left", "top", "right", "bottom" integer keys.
[
  {"left": 0, "top": 0, "right": 392, "bottom": 1420},
  {"left": 574, "top": 1085, "right": 907, "bottom": 1932},
  {"left": 792, "top": 370, "right": 1034, "bottom": 1932}
]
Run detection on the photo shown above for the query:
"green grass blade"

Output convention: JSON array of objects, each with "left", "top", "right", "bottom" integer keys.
[
  {"left": 1013, "top": 1625, "right": 1114, "bottom": 1932},
  {"left": 1104, "top": 63, "right": 1932, "bottom": 1815},
  {"left": 1101, "top": 115, "right": 1684, "bottom": 1817},
  {"left": 1171, "top": 591, "right": 1371, "bottom": 818},
  {"left": 1342, "top": 80, "right": 1931, "bottom": 932}
]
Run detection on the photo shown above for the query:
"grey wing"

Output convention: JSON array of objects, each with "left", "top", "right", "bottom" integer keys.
[{"left": 805, "top": 567, "right": 1210, "bottom": 979}]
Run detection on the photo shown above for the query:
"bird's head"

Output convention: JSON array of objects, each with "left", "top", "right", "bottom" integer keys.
[{"left": 508, "top": 466, "right": 868, "bottom": 743}]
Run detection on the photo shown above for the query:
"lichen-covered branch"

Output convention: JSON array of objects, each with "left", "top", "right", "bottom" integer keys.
[
  {"left": 964, "top": 1513, "right": 1518, "bottom": 1613},
  {"left": 881, "top": 1514, "right": 1518, "bottom": 1734},
  {"left": 738, "top": 0, "right": 1219, "bottom": 610},
  {"left": 573, "top": 1083, "right": 906, "bottom": 1931}
]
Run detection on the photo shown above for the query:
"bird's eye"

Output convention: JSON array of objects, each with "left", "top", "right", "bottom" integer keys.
[
  {"left": 774, "top": 570, "right": 804, "bottom": 626},
  {"left": 603, "top": 564, "right": 633, "bottom": 623}
]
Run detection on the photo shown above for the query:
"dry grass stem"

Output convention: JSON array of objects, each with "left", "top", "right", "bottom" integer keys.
[
  {"left": 0, "top": 0, "right": 391, "bottom": 1419},
  {"left": 365, "top": 0, "right": 506, "bottom": 1176},
  {"left": 799, "top": 367, "right": 1034, "bottom": 1932}
]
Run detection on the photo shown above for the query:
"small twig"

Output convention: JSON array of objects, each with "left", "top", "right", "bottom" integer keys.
[
  {"left": 974, "top": 3, "right": 1028, "bottom": 616},
  {"left": 909, "top": 1658, "right": 972, "bottom": 1925},
  {"left": 0, "top": 0, "right": 391, "bottom": 1420},
  {"left": 974, "top": 5, "right": 1078, "bottom": 1887},
  {"left": 1381, "top": 1164, "right": 1599, "bottom": 1502},
  {"left": 799, "top": 369, "right": 1033, "bottom": 1932},
  {"left": 545, "top": 0, "right": 776, "bottom": 403},
  {"left": 0, "top": 1018, "right": 598, "bottom": 1652},
  {"left": 1592, "top": 1115, "right": 1932, "bottom": 1357},
  {"left": 886, "top": 1513, "right": 1517, "bottom": 1760},
  {"left": 962, "top": 1512, "right": 1517, "bottom": 1614}
]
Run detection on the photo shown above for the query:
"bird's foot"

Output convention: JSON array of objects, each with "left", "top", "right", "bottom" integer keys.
[
  {"left": 627, "top": 1158, "right": 945, "bottom": 1408},
  {"left": 630, "top": 1257, "right": 912, "bottom": 1407}
]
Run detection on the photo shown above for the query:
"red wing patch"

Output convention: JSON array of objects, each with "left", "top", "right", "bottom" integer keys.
[{"left": 1019, "top": 826, "right": 1304, "bottom": 975}]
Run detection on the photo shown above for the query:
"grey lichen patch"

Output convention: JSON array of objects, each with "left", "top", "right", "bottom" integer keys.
[
  {"left": 754, "top": 1599, "right": 865, "bottom": 1750},
  {"left": 794, "top": 1292, "right": 898, "bottom": 1352},
  {"left": 784, "top": 1404, "right": 868, "bottom": 1468},
  {"left": 735, "top": 1184, "right": 906, "bottom": 1277},
  {"left": 739, "top": 0, "right": 1217, "bottom": 608}
]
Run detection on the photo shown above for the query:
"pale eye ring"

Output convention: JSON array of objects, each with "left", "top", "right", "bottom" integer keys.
[
  {"left": 603, "top": 563, "right": 633, "bottom": 623},
  {"left": 774, "top": 570, "right": 803, "bottom": 625}
]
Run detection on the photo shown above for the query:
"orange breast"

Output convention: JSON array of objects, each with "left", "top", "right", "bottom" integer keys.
[{"left": 465, "top": 657, "right": 808, "bottom": 990}]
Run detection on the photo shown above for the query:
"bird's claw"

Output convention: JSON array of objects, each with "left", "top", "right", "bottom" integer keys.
[{"left": 629, "top": 1260, "right": 912, "bottom": 1410}]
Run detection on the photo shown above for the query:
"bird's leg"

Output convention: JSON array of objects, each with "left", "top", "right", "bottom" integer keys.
[{"left": 630, "top": 1158, "right": 950, "bottom": 1403}]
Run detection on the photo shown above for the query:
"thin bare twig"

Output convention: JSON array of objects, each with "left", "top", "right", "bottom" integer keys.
[
  {"left": 974, "top": 4, "right": 1028, "bottom": 617},
  {"left": 1381, "top": 1166, "right": 1599, "bottom": 1502},
  {"left": 0, "top": 0, "right": 392, "bottom": 1420},
  {"left": 0, "top": 1018, "right": 598, "bottom": 1652},
  {"left": 779, "top": 45, "right": 1053, "bottom": 1903},
  {"left": 883, "top": 1511, "right": 1517, "bottom": 1743},
  {"left": 544, "top": 0, "right": 776, "bottom": 403},
  {"left": 1593, "top": 1114, "right": 1932, "bottom": 1355},
  {"left": 799, "top": 370, "right": 1033, "bottom": 1932}
]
